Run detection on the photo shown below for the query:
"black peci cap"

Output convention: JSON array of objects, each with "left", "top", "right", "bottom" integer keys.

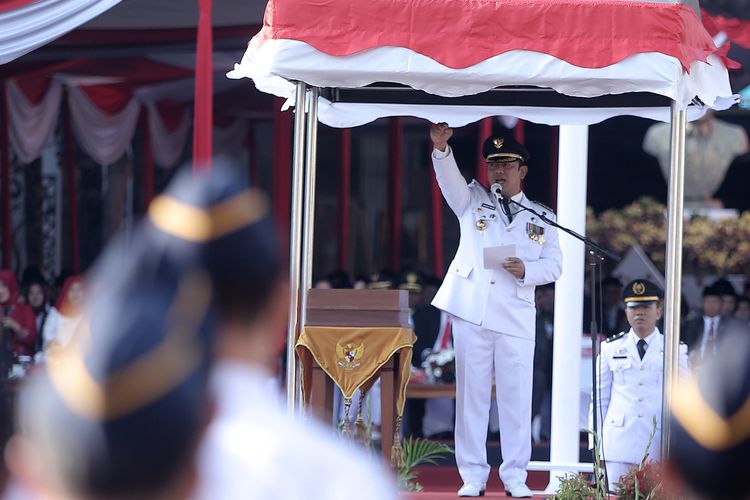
[{"left": 146, "top": 163, "right": 280, "bottom": 319}]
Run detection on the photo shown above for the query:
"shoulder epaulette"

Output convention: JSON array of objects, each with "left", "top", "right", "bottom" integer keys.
[
  {"left": 532, "top": 200, "right": 555, "bottom": 214},
  {"left": 606, "top": 332, "right": 626, "bottom": 343}
]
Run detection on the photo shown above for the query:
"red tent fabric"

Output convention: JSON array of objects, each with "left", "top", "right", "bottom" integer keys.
[{"left": 257, "top": 0, "right": 720, "bottom": 71}]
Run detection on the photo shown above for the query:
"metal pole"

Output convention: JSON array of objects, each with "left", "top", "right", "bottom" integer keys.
[
  {"left": 286, "top": 81, "right": 308, "bottom": 413},
  {"left": 661, "top": 102, "right": 686, "bottom": 456},
  {"left": 299, "top": 87, "right": 319, "bottom": 326}
]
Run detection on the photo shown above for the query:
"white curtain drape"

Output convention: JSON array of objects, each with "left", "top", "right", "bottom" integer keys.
[
  {"left": 6, "top": 79, "right": 62, "bottom": 163},
  {"left": 68, "top": 86, "right": 140, "bottom": 166},
  {"left": 213, "top": 117, "right": 247, "bottom": 162},
  {"left": 0, "top": 0, "right": 121, "bottom": 65},
  {"left": 147, "top": 103, "right": 190, "bottom": 168}
]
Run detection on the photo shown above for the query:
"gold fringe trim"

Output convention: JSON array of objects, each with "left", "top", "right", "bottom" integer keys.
[
  {"left": 354, "top": 389, "right": 369, "bottom": 444},
  {"left": 341, "top": 398, "right": 352, "bottom": 437},
  {"left": 391, "top": 415, "right": 404, "bottom": 468}
]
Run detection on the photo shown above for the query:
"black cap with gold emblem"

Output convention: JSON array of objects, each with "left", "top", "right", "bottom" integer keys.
[
  {"left": 397, "top": 270, "right": 424, "bottom": 294},
  {"left": 670, "top": 331, "right": 750, "bottom": 499},
  {"left": 622, "top": 279, "right": 662, "bottom": 307},
  {"left": 482, "top": 135, "right": 530, "bottom": 163}
]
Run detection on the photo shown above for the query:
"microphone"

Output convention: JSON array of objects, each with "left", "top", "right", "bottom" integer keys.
[
  {"left": 490, "top": 183, "right": 503, "bottom": 200},
  {"left": 490, "top": 183, "right": 513, "bottom": 223}
]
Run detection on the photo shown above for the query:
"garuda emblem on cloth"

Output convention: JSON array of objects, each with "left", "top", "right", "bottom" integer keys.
[{"left": 336, "top": 342, "right": 364, "bottom": 370}]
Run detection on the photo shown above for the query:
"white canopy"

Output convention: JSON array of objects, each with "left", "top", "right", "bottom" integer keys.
[{"left": 230, "top": 0, "right": 736, "bottom": 126}]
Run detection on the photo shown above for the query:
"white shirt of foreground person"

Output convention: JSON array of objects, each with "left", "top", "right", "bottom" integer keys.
[
  {"left": 430, "top": 144, "right": 562, "bottom": 494},
  {"left": 194, "top": 362, "right": 398, "bottom": 500},
  {"left": 593, "top": 329, "right": 689, "bottom": 486}
]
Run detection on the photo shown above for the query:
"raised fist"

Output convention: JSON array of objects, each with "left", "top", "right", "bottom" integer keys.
[{"left": 430, "top": 122, "right": 453, "bottom": 152}]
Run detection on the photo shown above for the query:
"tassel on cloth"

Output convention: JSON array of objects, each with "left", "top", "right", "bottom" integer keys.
[
  {"left": 341, "top": 398, "right": 352, "bottom": 437},
  {"left": 354, "top": 389, "right": 369, "bottom": 444},
  {"left": 391, "top": 415, "right": 404, "bottom": 469}
]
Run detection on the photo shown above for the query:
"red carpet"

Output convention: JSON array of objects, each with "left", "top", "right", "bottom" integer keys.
[{"left": 401, "top": 467, "right": 550, "bottom": 499}]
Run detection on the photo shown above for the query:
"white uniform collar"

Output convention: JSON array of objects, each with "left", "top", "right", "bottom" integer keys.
[
  {"left": 510, "top": 191, "right": 524, "bottom": 203},
  {"left": 629, "top": 327, "right": 658, "bottom": 346}
]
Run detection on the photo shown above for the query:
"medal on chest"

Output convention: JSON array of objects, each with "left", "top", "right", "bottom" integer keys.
[
  {"left": 475, "top": 203, "right": 496, "bottom": 232},
  {"left": 526, "top": 218, "right": 545, "bottom": 244}
]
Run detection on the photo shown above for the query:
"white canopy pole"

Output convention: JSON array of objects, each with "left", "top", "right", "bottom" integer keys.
[
  {"left": 286, "top": 81, "right": 308, "bottom": 413},
  {"left": 661, "top": 103, "right": 686, "bottom": 456},
  {"left": 546, "top": 124, "right": 589, "bottom": 492},
  {"left": 300, "top": 87, "right": 319, "bottom": 325}
]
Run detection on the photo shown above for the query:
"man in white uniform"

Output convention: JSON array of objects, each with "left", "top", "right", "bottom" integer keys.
[
  {"left": 592, "top": 279, "right": 689, "bottom": 490},
  {"left": 429, "top": 123, "right": 562, "bottom": 497}
]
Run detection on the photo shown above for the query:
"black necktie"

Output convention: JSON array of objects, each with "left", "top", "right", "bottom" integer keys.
[
  {"left": 501, "top": 197, "right": 513, "bottom": 223},
  {"left": 637, "top": 339, "right": 647, "bottom": 360}
]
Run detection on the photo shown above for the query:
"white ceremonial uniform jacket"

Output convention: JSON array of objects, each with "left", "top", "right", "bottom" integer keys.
[
  {"left": 431, "top": 148, "right": 562, "bottom": 340},
  {"left": 195, "top": 362, "right": 398, "bottom": 500},
  {"left": 593, "top": 329, "right": 688, "bottom": 464}
]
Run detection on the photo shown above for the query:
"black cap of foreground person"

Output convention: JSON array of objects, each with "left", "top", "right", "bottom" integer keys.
[
  {"left": 10, "top": 162, "right": 279, "bottom": 499},
  {"left": 670, "top": 331, "right": 750, "bottom": 500},
  {"left": 146, "top": 162, "right": 280, "bottom": 320}
]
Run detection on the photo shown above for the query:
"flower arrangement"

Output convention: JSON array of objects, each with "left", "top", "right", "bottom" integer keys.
[
  {"left": 587, "top": 197, "right": 750, "bottom": 275},
  {"left": 587, "top": 197, "right": 668, "bottom": 270},
  {"left": 615, "top": 462, "right": 666, "bottom": 500},
  {"left": 422, "top": 349, "right": 455, "bottom": 383}
]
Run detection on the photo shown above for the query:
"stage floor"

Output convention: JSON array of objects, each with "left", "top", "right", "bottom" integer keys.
[{"left": 400, "top": 467, "right": 551, "bottom": 499}]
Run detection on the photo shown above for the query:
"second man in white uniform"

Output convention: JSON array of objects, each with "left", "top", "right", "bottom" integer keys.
[{"left": 592, "top": 279, "right": 689, "bottom": 490}]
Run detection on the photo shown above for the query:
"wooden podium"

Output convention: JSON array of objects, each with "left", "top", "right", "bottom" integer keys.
[{"left": 295, "top": 289, "right": 415, "bottom": 465}]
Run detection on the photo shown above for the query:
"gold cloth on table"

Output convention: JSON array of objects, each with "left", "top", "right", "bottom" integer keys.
[{"left": 296, "top": 326, "right": 415, "bottom": 418}]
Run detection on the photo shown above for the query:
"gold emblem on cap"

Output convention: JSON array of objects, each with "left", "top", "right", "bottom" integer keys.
[
  {"left": 493, "top": 137, "right": 504, "bottom": 149},
  {"left": 633, "top": 282, "right": 646, "bottom": 295}
]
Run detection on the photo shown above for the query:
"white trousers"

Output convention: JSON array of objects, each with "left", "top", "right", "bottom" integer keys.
[{"left": 453, "top": 318, "right": 534, "bottom": 486}]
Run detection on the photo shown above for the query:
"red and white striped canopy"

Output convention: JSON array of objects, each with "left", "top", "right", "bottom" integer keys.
[{"left": 230, "top": 0, "right": 736, "bottom": 127}]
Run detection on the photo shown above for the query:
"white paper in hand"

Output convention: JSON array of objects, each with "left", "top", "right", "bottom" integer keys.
[{"left": 483, "top": 244, "right": 516, "bottom": 269}]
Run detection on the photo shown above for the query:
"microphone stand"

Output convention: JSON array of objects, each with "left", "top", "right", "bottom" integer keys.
[{"left": 502, "top": 194, "right": 620, "bottom": 488}]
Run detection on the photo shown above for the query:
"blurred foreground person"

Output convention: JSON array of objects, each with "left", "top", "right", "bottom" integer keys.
[
  {"left": 6, "top": 175, "right": 217, "bottom": 499},
  {"left": 670, "top": 331, "right": 750, "bottom": 500},
  {"left": 137, "top": 166, "right": 397, "bottom": 500}
]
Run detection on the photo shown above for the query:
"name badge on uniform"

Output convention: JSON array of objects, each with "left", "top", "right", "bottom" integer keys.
[
  {"left": 526, "top": 222, "right": 545, "bottom": 244},
  {"left": 613, "top": 355, "right": 627, "bottom": 359}
]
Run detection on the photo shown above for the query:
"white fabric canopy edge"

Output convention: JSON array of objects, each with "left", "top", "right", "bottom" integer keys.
[
  {"left": 228, "top": 39, "right": 735, "bottom": 111},
  {"left": 314, "top": 99, "right": 710, "bottom": 128}
]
